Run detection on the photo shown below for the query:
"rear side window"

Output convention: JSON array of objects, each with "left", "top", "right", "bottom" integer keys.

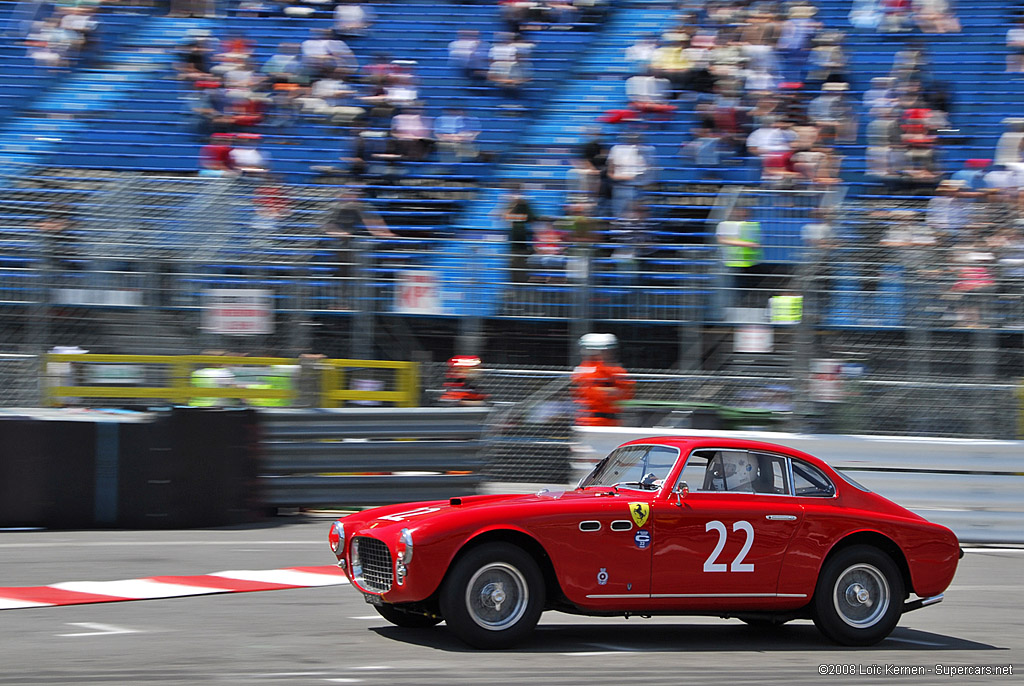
[{"left": 792, "top": 460, "right": 836, "bottom": 497}]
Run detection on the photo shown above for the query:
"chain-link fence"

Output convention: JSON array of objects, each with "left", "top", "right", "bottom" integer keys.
[{"left": 1, "top": 167, "right": 1022, "bottom": 441}]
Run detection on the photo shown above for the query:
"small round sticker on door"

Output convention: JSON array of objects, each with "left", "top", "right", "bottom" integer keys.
[{"left": 634, "top": 529, "right": 651, "bottom": 549}]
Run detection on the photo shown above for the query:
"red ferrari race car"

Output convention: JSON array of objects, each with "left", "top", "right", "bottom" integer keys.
[{"left": 327, "top": 437, "right": 962, "bottom": 649}]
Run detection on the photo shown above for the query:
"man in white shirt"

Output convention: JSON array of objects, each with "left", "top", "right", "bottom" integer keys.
[{"left": 607, "top": 135, "right": 650, "bottom": 218}]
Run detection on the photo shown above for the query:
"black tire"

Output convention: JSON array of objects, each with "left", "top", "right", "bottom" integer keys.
[
  {"left": 374, "top": 603, "right": 442, "bottom": 628},
  {"left": 812, "top": 544, "right": 905, "bottom": 646},
  {"left": 439, "top": 542, "right": 545, "bottom": 649}
]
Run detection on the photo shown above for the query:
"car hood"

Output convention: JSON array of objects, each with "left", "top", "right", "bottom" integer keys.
[{"left": 341, "top": 488, "right": 611, "bottom": 538}]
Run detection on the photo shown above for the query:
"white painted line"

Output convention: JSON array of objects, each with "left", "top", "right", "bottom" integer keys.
[
  {"left": 0, "top": 598, "right": 53, "bottom": 610},
  {"left": 0, "top": 540, "right": 322, "bottom": 549},
  {"left": 51, "top": 579, "right": 225, "bottom": 599},
  {"left": 560, "top": 651, "right": 621, "bottom": 656},
  {"left": 57, "top": 622, "right": 140, "bottom": 637},
  {"left": 885, "top": 637, "right": 945, "bottom": 647},
  {"left": 323, "top": 679, "right": 363, "bottom": 684},
  {"left": 962, "top": 547, "right": 1024, "bottom": 554},
  {"left": 259, "top": 673, "right": 330, "bottom": 678},
  {"left": 210, "top": 569, "right": 347, "bottom": 587},
  {"left": 352, "top": 666, "right": 392, "bottom": 671},
  {"left": 349, "top": 615, "right": 382, "bottom": 620}
]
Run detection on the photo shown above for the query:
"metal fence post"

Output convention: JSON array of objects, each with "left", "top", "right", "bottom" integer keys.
[{"left": 350, "top": 237, "right": 374, "bottom": 360}]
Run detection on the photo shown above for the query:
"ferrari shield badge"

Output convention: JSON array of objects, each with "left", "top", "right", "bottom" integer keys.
[{"left": 629, "top": 502, "right": 650, "bottom": 528}]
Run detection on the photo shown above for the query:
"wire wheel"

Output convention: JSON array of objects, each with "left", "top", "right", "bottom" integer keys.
[
  {"left": 833, "top": 563, "right": 890, "bottom": 628},
  {"left": 464, "top": 562, "right": 530, "bottom": 631}
]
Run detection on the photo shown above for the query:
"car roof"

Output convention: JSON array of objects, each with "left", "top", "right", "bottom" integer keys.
[{"left": 617, "top": 435, "right": 831, "bottom": 471}]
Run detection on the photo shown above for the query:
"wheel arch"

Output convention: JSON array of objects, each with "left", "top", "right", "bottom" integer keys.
[
  {"left": 447, "top": 528, "right": 566, "bottom": 609},
  {"left": 820, "top": 530, "right": 913, "bottom": 599}
]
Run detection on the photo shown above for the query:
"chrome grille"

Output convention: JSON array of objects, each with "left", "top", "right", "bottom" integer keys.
[{"left": 353, "top": 536, "right": 392, "bottom": 593}]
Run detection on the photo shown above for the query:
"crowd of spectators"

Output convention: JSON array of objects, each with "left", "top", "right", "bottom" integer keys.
[{"left": 24, "top": 5, "right": 99, "bottom": 69}]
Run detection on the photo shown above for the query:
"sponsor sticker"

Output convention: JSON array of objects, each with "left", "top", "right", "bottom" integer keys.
[
  {"left": 634, "top": 529, "right": 651, "bottom": 549},
  {"left": 597, "top": 568, "right": 609, "bottom": 586}
]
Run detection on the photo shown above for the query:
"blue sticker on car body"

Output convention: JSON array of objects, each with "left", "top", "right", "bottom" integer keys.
[{"left": 635, "top": 529, "right": 651, "bottom": 549}]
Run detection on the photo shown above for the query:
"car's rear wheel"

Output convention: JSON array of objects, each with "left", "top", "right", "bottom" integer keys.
[
  {"left": 812, "top": 544, "right": 905, "bottom": 646},
  {"left": 374, "top": 603, "right": 442, "bottom": 628},
  {"left": 439, "top": 542, "right": 545, "bottom": 649}
]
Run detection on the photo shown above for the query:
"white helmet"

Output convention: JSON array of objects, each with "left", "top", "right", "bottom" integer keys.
[
  {"left": 580, "top": 333, "right": 618, "bottom": 352},
  {"left": 722, "top": 452, "right": 757, "bottom": 491}
]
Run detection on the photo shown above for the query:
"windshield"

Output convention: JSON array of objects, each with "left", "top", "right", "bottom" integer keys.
[{"left": 579, "top": 444, "right": 680, "bottom": 491}]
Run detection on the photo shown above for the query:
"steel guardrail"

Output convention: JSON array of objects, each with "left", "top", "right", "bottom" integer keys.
[{"left": 259, "top": 407, "right": 491, "bottom": 507}]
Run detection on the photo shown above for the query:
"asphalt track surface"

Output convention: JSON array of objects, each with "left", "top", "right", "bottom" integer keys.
[{"left": 1, "top": 518, "right": 1021, "bottom": 686}]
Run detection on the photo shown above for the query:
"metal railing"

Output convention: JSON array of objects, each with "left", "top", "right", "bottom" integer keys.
[{"left": 260, "top": 407, "right": 490, "bottom": 507}]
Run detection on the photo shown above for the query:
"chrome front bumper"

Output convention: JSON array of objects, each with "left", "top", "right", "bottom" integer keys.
[{"left": 903, "top": 593, "right": 943, "bottom": 613}]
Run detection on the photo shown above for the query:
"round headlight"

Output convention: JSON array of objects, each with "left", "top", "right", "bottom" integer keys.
[
  {"left": 397, "top": 527, "right": 413, "bottom": 564},
  {"left": 329, "top": 521, "right": 345, "bottom": 555}
]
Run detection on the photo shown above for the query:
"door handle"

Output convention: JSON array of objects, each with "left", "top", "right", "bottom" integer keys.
[{"left": 766, "top": 514, "right": 797, "bottom": 521}]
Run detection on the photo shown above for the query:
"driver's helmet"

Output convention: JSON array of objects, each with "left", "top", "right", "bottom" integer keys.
[{"left": 722, "top": 452, "right": 758, "bottom": 491}]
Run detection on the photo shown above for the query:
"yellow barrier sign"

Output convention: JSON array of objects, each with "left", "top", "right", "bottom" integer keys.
[{"left": 44, "top": 354, "right": 419, "bottom": 408}]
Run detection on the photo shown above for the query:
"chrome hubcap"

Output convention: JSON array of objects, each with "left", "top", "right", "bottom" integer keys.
[
  {"left": 465, "top": 562, "right": 528, "bottom": 631},
  {"left": 833, "top": 563, "right": 890, "bottom": 629}
]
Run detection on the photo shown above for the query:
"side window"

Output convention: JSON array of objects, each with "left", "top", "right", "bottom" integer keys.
[
  {"left": 792, "top": 460, "right": 836, "bottom": 497},
  {"left": 677, "top": 452, "right": 710, "bottom": 491},
  {"left": 681, "top": 450, "right": 789, "bottom": 494}
]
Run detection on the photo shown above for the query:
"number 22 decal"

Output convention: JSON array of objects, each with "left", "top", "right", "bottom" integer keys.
[{"left": 703, "top": 520, "right": 755, "bottom": 572}]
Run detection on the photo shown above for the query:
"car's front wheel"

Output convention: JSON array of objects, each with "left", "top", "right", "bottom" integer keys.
[
  {"left": 812, "top": 544, "right": 905, "bottom": 646},
  {"left": 374, "top": 603, "right": 443, "bottom": 628},
  {"left": 439, "top": 542, "right": 545, "bottom": 649}
]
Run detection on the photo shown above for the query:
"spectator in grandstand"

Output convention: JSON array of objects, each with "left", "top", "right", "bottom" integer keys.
[
  {"left": 912, "top": 0, "right": 959, "bottom": 34},
  {"left": 625, "top": 35, "right": 658, "bottom": 75},
  {"left": 334, "top": 1, "right": 373, "bottom": 39},
  {"left": 262, "top": 42, "right": 308, "bottom": 85},
  {"left": 302, "top": 28, "right": 356, "bottom": 80},
  {"left": 199, "top": 133, "right": 235, "bottom": 176},
  {"left": 320, "top": 187, "right": 394, "bottom": 279},
  {"left": 390, "top": 107, "right": 433, "bottom": 162},
  {"left": 488, "top": 33, "right": 530, "bottom": 95},
  {"left": 38, "top": 204, "right": 81, "bottom": 275},
  {"left": 849, "top": 0, "right": 882, "bottom": 30},
  {"left": 651, "top": 35, "right": 692, "bottom": 100},
  {"left": 927, "top": 179, "right": 969, "bottom": 242},
  {"left": 323, "top": 187, "right": 394, "bottom": 240},
  {"left": 862, "top": 76, "right": 897, "bottom": 113},
  {"left": 527, "top": 217, "right": 568, "bottom": 282},
  {"left": 951, "top": 159, "right": 992, "bottom": 193},
  {"left": 175, "top": 31, "right": 216, "bottom": 81},
  {"left": 746, "top": 117, "right": 796, "bottom": 183},
  {"left": 806, "top": 31, "right": 848, "bottom": 90},
  {"left": 950, "top": 238, "right": 997, "bottom": 327},
  {"left": 995, "top": 118, "right": 1024, "bottom": 173},
  {"left": 299, "top": 68, "right": 365, "bottom": 124},
  {"left": 501, "top": 184, "right": 537, "bottom": 284},
  {"left": 625, "top": 68, "right": 674, "bottom": 117},
  {"left": 58, "top": 7, "right": 97, "bottom": 57},
  {"left": 558, "top": 202, "right": 599, "bottom": 245},
  {"left": 865, "top": 107, "right": 900, "bottom": 179},
  {"left": 1008, "top": 18, "right": 1024, "bottom": 73},
  {"left": 607, "top": 133, "right": 653, "bottom": 219},
  {"left": 25, "top": 16, "right": 75, "bottom": 68},
  {"left": 807, "top": 82, "right": 855, "bottom": 143},
  {"left": 435, "top": 108, "right": 481, "bottom": 163},
  {"left": 681, "top": 118, "right": 722, "bottom": 179},
  {"left": 574, "top": 127, "right": 609, "bottom": 205},
  {"left": 895, "top": 123, "right": 941, "bottom": 191},
  {"left": 879, "top": 0, "right": 913, "bottom": 33},
  {"left": 776, "top": 3, "right": 819, "bottom": 83},
  {"left": 229, "top": 133, "right": 270, "bottom": 174},
  {"left": 449, "top": 30, "right": 489, "bottom": 80},
  {"left": 191, "top": 80, "right": 233, "bottom": 138}
]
